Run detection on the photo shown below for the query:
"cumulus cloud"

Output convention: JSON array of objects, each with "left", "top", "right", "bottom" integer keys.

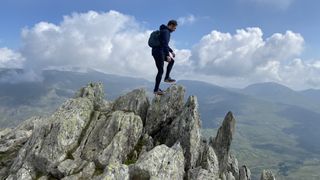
[
  {"left": 178, "top": 15, "right": 196, "bottom": 26},
  {"left": 192, "top": 28, "right": 304, "bottom": 76},
  {"left": 0, "top": 47, "right": 25, "bottom": 69},
  {"left": 189, "top": 27, "right": 320, "bottom": 89},
  {"left": 1, "top": 10, "right": 319, "bottom": 89},
  {"left": 20, "top": 10, "right": 160, "bottom": 79}
]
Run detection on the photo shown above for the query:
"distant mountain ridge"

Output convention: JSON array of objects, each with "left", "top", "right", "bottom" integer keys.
[{"left": 1, "top": 69, "right": 320, "bottom": 179}]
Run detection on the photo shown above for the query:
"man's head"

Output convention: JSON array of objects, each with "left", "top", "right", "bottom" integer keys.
[{"left": 167, "top": 20, "right": 178, "bottom": 32}]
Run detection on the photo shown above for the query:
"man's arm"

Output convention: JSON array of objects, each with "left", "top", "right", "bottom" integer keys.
[{"left": 160, "top": 29, "right": 171, "bottom": 56}]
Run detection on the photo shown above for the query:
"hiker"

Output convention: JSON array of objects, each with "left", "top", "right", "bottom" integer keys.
[{"left": 151, "top": 20, "right": 178, "bottom": 95}]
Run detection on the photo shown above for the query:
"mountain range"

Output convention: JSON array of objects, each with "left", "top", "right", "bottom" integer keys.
[{"left": 0, "top": 68, "right": 319, "bottom": 179}]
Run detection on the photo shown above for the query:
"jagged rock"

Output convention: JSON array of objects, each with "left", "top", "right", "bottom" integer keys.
[
  {"left": 72, "top": 110, "right": 143, "bottom": 167},
  {"left": 164, "top": 96, "right": 202, "bottom": 171},
  {"left": 130, "top": 142, "right": 185, "bottom": 180},
  {"left": 210, "top": 111, "right": 236, "bottom": 174},
  {"left": 0, "top": 116, "right": 41, "bottom": 179},
  {"left": 93, "top": 163, "right": 129, "bottom": 180},
  {"left": 200, "top": 144, "right": 219, "bottom": 176},
  {"left": 61, "top": 161, "right": 95, "bottom": 180},
  {"left": 139, "top": 134, "right": 154, "bottom": 158},
  {"left": 225, "top": 172, "right": 236, "bottom": 180},
  {"left": 57, "top": 159, "right": 90, "bottom": 177},
  {"left": 239, "top": 165, "right": 251, "bottom": 180},
  {"left": 0, "top": 128, "right": 12, "bottom": 138},
  {"left": 187, "top": 167, "right": 220, "bottom": 180},
  {"left": 145, "top": 85, "right": 185, "bottom": 137},
  {"left": 97, "top": 111, "right": 143, "bottom": 166},
  {"left": 74, "top": 82, "right": 105, "bottom": 110},
  {"left": 6, "top": 162, "right": 35, "bottom": 180},
  {"left": 260, "top": 169, "right": 276, "bottom": 180},
  {"left": 8, "top": 83, "right": 102, "bottom": 179},
  {"left": 227, "top": 154, "right": 239, "bottom": 179},
  {"left": 112, "top": 88, "right": 149, "bottom": 123},
  {"left": 0, "top": 82, "right": 260, "bottom": 180},
  {"left": 9, "top": 98, "right": 94, "bottom": 178}
]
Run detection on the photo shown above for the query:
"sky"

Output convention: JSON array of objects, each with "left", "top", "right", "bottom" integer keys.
[{"left": 0, "top": 0, "right": 320, "bottom": 90}]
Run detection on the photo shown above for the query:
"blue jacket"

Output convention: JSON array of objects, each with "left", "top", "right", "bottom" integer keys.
[{"left": 152, "top": 24, "right": 173, "bottom": 56}]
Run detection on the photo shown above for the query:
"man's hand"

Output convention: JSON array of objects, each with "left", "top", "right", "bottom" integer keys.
[
  {"left": 171, "top": 52, "right": 176, "bottom": 58},
  {"left": 166, "top": 56, "right": 172, "bottom": 62}
]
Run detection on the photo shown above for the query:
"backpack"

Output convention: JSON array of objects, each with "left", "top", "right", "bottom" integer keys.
[{"left": 148, "top": 30, "right": 161, "bottom": 48}]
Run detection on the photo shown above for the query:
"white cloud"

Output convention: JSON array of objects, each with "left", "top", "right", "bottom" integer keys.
[
  {"left": 1, "top": 10, "right": 320, "bottom": 89},
  {"left": 189, "top": 27, "right": 320, "bottom": 89},
  {"left": 0, "top": 47, "right": 25, "bottom": 68},
  {"left": 20, "top": 10, "right": 160, "bottom": 79},
  {"left": 191, "top": 28, "right": 304, "bottom": 77},
  {"left": 178, "top": 15, "right": 196, "bottom": 26}
]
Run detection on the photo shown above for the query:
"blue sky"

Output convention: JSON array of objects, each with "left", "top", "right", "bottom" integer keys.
[
  {"left": 1, "top": 0, "right": 320, "bottom": 89},
  {"left": 1, "top": 0, "right": 320, "bottom": 58}
]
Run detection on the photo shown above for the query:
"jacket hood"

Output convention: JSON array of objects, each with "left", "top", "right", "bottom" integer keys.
[{"left": 159, "top": 24, "right": 173, "bottom": 32}]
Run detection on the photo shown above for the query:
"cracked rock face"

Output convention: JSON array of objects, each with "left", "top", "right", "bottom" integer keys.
[
  {"left": 129, "top": 142, "right": 185, "bottom": 180},
  {"left": 210, "top": 111, "right": 236, "bottom": 175},
  {"left": 145, "top": 85, "right": 185, "bottom": 137},
  {"left": 164, "top": 96, "right": 202, "bottom": 171},
  {"left": 9, "top": 97, "right": 94, "bottom": 179},
  {"left": 112, "top": 88, "right": 149, "bottom": 124},
  {"left": 0, "top": 82, "right": 273, "bottom": 180},
  {"left": 0, "top": 116, "right": 41, "bottom": 178}
]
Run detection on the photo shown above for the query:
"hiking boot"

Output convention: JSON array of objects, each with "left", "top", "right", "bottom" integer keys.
[
  {"left": 154, "top": 89, "right": 164, "bottom": 95},
  {"left": 164, "top": 77, "right": 176, "bottom": 83}
]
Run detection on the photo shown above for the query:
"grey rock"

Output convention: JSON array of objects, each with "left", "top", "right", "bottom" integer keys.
[
  {"left": 260, "top": 169, "right": 276, "bottom": 180},
  {"left": 61, "top": 161, "right": 95, "bottom": 180},
  {"left": 227, "top": 154, "right": 239, "bottom": 179},
  {"left": 0, "top": 116, "right": 41, "bottom": 179},
  {"left": 0, "top": 82, "right": 259, "bottom": 180},
  {"left": 9, "top": 97, "right": 94, "bottom": 178},
  {"left": 6, "top": 162, "right": 35, "bottom": 180},
  {"left": 200, "top": 144, "right": 219, "bottom": 176},
  {"left": 187, "top": 167, "right": 220, "bottom": 180},
  {"left": 130, "top": 142, "right": 185, "bottom": 180},
  {"left": 97, "top": 111, "right": 143, "bottom": 166},
  {"left": 73, "top": 110, "right": 143, "bottom": 167},
  {"left": 226, "top": 171, "right": 236, "bottom": 180},
  {"left": 165, "top": 96, "right": 202, "bottom": 171},
  {"left": 93, "top": 163, "right": 129, "bottom": 180},
  {"left": 112, "top": 88, "right": 149, "bottom": 123},
  {"left": 145, "top": 85, "right": 185, "bottom": 137},
  {"left": 221, "top": 172, "right": 236, "bottom": 180},
  {"left": 210, "top": 111, "right": 236, "bottom": 174},
  {"left": 139, "top": 134, "right": 154, "bottom": 158},
  {"left": 38, "top": 175, "right": 49, "bottom": 180},
  {"left": 57, "top": 159, "right": 89, "bottom": 176},
  {"left": 239, "top": 165, "right": 251, "bottom": 180},
  {"left": 8, "top": 83, "right": 106, "bottom": 178},
  {"left": 74, "top": 82, "right": 105, "bottom": 110},
  {"left": 0, "top": 128, "right": 12, "bottom": 138}
]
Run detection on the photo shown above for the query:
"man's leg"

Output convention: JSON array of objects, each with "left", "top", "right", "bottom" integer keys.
[
  {"left": 153, "top": 54, "right": 164, "bottom": 92},
  {"left": 165, "top": 59, "right": 175, "bottom": 80}
]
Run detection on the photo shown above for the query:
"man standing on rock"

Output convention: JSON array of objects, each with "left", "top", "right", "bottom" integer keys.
[{"left": 151, "top": 20, "right": 177, "bottom": 95}]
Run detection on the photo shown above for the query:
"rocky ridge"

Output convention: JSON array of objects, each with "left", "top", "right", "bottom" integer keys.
[{"left": 0, "top": 82, "right": 276, "bottom": 180}]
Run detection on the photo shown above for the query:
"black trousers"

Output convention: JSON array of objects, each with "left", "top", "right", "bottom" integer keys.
[{"left": 152, "top": 53, "right": 175, "bottom": 92}]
